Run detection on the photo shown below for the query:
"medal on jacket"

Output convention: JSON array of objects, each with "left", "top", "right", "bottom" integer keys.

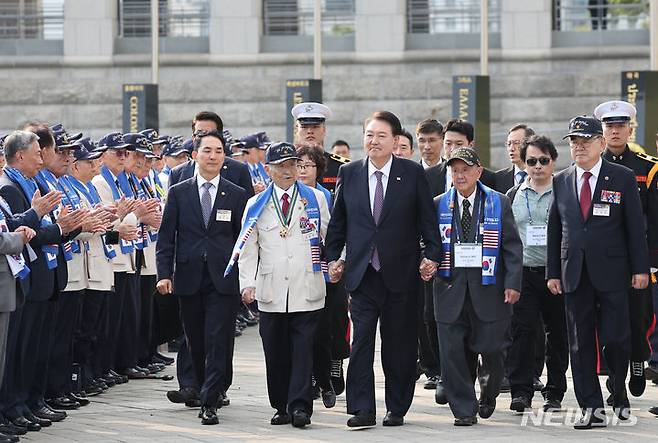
[{"left": 271, "top": 184, "right": 299, "bottom": 238}]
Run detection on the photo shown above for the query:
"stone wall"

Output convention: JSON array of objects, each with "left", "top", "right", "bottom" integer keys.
[{"left": 0, "top": 47, "right": 649, "bottom": 169}]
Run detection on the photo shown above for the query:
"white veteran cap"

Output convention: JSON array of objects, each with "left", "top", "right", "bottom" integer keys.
[
  {"left": 291, "top": 102, "right": 332, "bottom": 126},
  {"left": 594, "top": 100, "right": 636, "bottom": 124}
]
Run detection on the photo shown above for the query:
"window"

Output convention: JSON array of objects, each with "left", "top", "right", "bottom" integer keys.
[
  {"left": 0, "top": 0, "right": 64, "bottom": 40},
  {"left": 553, "top": 0, "right": 649, "bottom": 31},
  {"left": 407, "top": 0, "right": 501, "bottom": 34},
  {"left": 118, "top": 0, "right": 209, "bottom": 38},
  {"left": 263, "top": 0, "right": 355, "bottom": 36}
]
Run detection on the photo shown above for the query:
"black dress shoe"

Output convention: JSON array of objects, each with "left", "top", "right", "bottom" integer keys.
[
  {"left": 533, "top": 377, "right": 545, "bottom": 392},
  {"left": 99, "top": 376, "right": 116, "bottom": 387},
  {"left": 424, "top": 375, "right": 439, "bottom": 390},
  {"left": 10, "top": 416, "right": 40, "bottom": 432},
  {"left": 200, "top": 406, "right": 219, "bottom": 425},
  {"left": 542, "top": 398, "right": 562, "bottom": 412},
  {"left": 330, "top": 360, "right": 345, "bottom": 396},
  {"left": 47, "top": 396, "right": 80, "bottom": 410},
  {"left": 435, "top": 379, "right": 448, "bottom": 405},
  {"left": 347, "top": 411, "right": 376, "bottom": 428},
  {"left": 185, "top": 399, "right": 202, "bottom": 408},
  {"left": 134, "top": 365, "right": 151, "bottom": 375},
  {"left": 146, "top": 363, "right": 164, "bottom": 374},
  {"left": 166, "top": 387, "right": 199, "bottom": 404},
  {"left": 321, "top": 388, "right": 336, "bottom": 408},
  {"left": 121, "top": 368, "right": 148, "bottom": 379},
  {"left": 109, "top": 370, "right": 129, "bottom": 384},
  {"left": 382, "top": 412, "right": 404, "bottom": 426},
  {"left": 0, "top": 433, "right": 19, "bottom": 443},
  {"left": 0, "top": 423, "right": 26, "bottom": 436},
  {"left": 31, "top": 405, "right": 66, "bottom": 422},
  {"left": 510, "top": 396, "right": 531, "bottom": 413},
  {"left": 573, "top": 409, "right": 606, "bottom": 430},
  {"left": 220, "top": 392, "right": 230, "bottom": 407},
  {"left": 154, "top": 352, "right": 175, "bottom": 365},
  {"left": 291, "top": 409, "right": 311, "bottom": 428},
  {"left": 478, "top": 398, "right": 496, "bottom": 419},
  {"left": 454, "top": 416, "right": 477, "bottom": 426},
  {"left": 648, "top": 406, "right": 658, "bottom": 416},
  {"left": 271, "top": 411, "right": 291, "bottom": 425},
  {"left": 24, "top": 411, "right": 51, "bottom": 427},
  {"left": 67, "top": 392, "right": 90, "bottom": 406},
  {"left": 84, "top": 383, "right": 104, "bottom": 396},
  {"left": 44, "top": 404, "right": 67, "bottom": 417},
  {"left": 629, "top": 361, "right": 646, "bottom": 397}
]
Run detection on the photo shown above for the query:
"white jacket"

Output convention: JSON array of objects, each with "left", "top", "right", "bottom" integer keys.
[{"left": 239, "top": 187, "right": 329, "bottom": 313}]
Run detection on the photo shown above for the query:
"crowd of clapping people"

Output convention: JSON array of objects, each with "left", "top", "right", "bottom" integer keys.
[{"left": 1, "top": 98, "right": 658, "bottom": 442}]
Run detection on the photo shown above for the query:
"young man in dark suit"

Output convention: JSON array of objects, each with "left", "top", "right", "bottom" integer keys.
[
  {"left": 493, "top": 124, "right": 535, "bottom": 193},
  {"left": 547, "top": 116, "right": 649, "bottom": 429},
  {"left": 326, "top": 111, "right": 441, "bottom": 428},
  {"left": 156, "top": 131, "right": 248, "bottom": 425}
]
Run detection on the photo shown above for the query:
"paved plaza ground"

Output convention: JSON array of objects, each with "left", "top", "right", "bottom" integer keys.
[{"left": 21, "top": 325, "right": 658, "bottom": 442}]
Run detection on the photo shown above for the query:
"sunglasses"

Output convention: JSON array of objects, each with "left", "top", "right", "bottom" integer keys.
[{"left": 526, "top": 157, "right": 551, "bottom": 167}]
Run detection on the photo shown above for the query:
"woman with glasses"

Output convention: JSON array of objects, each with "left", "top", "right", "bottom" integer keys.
[
  {"left": 296, "top": 145, "right": 351, "bottom": 409},
  {"left": 506, "top": 135, "right": 569, "bottom": 415}
]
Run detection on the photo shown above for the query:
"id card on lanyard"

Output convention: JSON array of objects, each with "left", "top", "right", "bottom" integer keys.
[{"left": 524, "top": 189, "right": 548, "bottom": 247}]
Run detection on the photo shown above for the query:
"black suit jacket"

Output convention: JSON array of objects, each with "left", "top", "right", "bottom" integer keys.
[
  {"left": 168, "top": 158, "right": 255, "bottom": 198},
  {"left": 493, "top": 166, "right": 515, "bottom": 193},
  {"left": 426, "top": 161, "right": 496, "bottom": 198},
  {"left": 0, "top": 175, "right": 74, "bottom": 301},
  {"left": 432, "top": 189, "right": 523, "bottom": 323},
  {"left": 156, "top": 176, "right": 248, "bottom": 296},
  {"left": 326, "top": 156, "right": 442, "bottom": 293},
  {"left": 547, "top": 159, "right": 649, "bottom": 293}
]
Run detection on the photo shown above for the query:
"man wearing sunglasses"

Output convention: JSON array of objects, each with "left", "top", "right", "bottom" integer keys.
[
  {"left": 505, "top": 135, "right": 569, "bottom": 415},
  {"left": 594, "top": 101, "right": 658, "bottom": 403}
]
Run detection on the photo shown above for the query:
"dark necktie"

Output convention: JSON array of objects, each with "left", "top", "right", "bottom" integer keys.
[
  {"left": 281, "top": 193, "right": 290, "bottom": 219},
  {"left": 201, "top": 182, "right": 213, "bottom": 227},
  {"left": 515, "top": 170, "right": 527, "bottom": 185},
  {"left": 462, "top": 199, "right": 472, "bottom": 241},
  {"left": 371, "top": 171, "right": 384, "bottom": 271},
  {"left": 580, "top": 171, "right": 592, "bottom": 220}
]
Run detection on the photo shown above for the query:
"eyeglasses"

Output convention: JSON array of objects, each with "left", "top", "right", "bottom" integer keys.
[
  {"left": 505, "top": 140, "right": 522, "bottom": 148},
  {"left": 297, "top": 163, "right": 317, "bottom": 170},
  {"left": 526, "top": 157, "right": 551, "bottom": 166}
]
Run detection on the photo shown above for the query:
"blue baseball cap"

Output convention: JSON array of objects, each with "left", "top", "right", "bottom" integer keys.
[
  {"left": 182, "top": 138, "right": 194, "bottom": 154},
  {"left": 98, "top": 132, "right": 130, "bottom": 150},
  {"left": 122, "top": 133, "right": 153, "bottom": 155},
  {"left": 50, "top": 123, "right": 82, "bottom": 141},
  {"left": 265, "top": 142, "right": 299, "bottom": 165},
  {"left": 73, "top": 138, "right": 102, "bottom": 161},
  {"left": 139, "top": 128, "right": 167, "bottom": 145},
  {"left": 53, "top": 130, "right": 82, "bottom": 150}
]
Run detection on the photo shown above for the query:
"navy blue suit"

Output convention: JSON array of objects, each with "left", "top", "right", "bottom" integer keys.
[
  {"left": 547, "top": 159, "right": 649, "bottom": 410},
  {"left": 156, "top": 175, "right": 247, "bottom": 407},
  {"left": 325, "top": 156, "right": 441, "bottom": 417}
]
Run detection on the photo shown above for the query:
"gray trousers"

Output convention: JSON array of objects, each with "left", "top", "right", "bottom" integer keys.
[{"left": 0, "top": 312, "right": 9, "bottom": 386}]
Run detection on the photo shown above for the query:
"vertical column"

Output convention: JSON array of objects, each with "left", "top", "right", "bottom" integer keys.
[
  {"left": 210, "top": 0, "right": 261, "bottom": 55},
  {"left": 501, "top": 0, "right": 552, "bottom": 51},
  {"left": 355, "top": 0, "right": 406, "bottom": 53},
  {"left": 64, "top": 0, "right": 116, "bottom": 57}
]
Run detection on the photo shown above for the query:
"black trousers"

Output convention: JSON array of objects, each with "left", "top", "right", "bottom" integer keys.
[
  {"left": 27, "top": 297, "right": 58, "bottom": 410},
  {"left": 138, "top": 275, "right": 156, "bottom": 366},
  {"left": 47, "top": 290, "right": 84, "bottom": 398},
  {"left": 115, "top": 272, "right": 139, "bottom": 370},
  {"left": 260, "top": 309, "right": 321, "bottom": 415},
  {"left": 419, "top": 279, "right": 440, "bottom": 377},
  {"left": 508, "top": 267, "right": 568, "bottom": 402},
  {"left": 0, "top": 304, "right": 24, "bottom": 417},
  {"left": 347, "top": 265, "right": 418, "bottom": 417},
  {"left": 437, "top": 292, "right": 509, "bottom": 419},
  {"left": 628, "top": 286, "right": 653, "bottom": 362},
  {"left": 76, "top": 290, "right": 110, "bottom": 384},
  {"left": 565, "top": 264, "right": 630, "bottom": 410},
  {"left": 178, "top": 265, "right": 239, "bottom": 407}
]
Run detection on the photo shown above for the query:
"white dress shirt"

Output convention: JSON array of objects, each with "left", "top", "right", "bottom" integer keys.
[
  {"left": 513, "top": 165, "right": 526, "bottom": 185},
  {"left": 457, "top": 188, "right": 477, "bottom": 218},
  {"left": 575, "top": 158, "right": 602, "bottom": 201},
  {"left": 368, "top": 156, "right": 393, "bottom": 214},
  {"left": 196, "top": 173, "right": 220, "bottom": 209},
  {"left": 421, "top": 158, "right": 439, "bottom": 170},
  {"left": 445, "top": 165, "right": 453, "bottom": 191},
  {"left": 273, "top": 183, "right": 294, "bottom": 208}
]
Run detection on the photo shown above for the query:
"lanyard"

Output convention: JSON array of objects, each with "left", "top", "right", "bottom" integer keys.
[
  {"left": 524, "top": 188, "right": 549, "bottom": 225},
  {"left": 271, "top": 184, "right": 298, "bottom": 229}
]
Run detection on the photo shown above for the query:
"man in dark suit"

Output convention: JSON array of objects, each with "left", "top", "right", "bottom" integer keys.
[
  {"left": 165, "top": 113, "right": 254, "bottom": 409},
  {"left": 326, "top": 111, "right": 442, "bottom": 428},
  {"left": 547, "top": 116, "right": 649, "bottom": 429},
  {"left": 156, "top": 130, "right": 247, "bottom": 425},
  {"left": 493, "top": 124, "right": 535, "bottom": 194},
  {"left": 433, "top": 147, "right": 523, "bottom": 426}
]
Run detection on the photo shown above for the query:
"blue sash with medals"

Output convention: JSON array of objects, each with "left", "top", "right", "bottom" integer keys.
[
  {"left": 223, "top": 181, "right": 326, "bottom": 279},
  {"left": 0, "top": 196, "right": 30, "bottom": 280},
  {"left": 100, "top": 165, "right": 134, "bottom": 255},
  {"left": 36, "top": 170, "right": 77, "bottom": 261},
  {"left": 4, "top": 167, "right": 59, "bottom": 269}
]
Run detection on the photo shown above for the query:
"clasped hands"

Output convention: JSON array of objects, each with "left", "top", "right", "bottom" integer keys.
[{"left": 419, "top": 258, "right": 437, "bottom": 281}]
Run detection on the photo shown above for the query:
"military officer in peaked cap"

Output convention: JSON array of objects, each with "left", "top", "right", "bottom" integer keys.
[{"left": 594, "top": 100, "right": 658, "bottom": 401}]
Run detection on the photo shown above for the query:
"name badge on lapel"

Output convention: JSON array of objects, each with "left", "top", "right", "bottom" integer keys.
[
  {"left": 600, "top": 190, "right": 621, "bottom": 204},
  {"left": 216, "top": 209, "right": 232, "bottom": 222},
  {"left": 592, "top": 203, "right": 610, "bottom": 217}
]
